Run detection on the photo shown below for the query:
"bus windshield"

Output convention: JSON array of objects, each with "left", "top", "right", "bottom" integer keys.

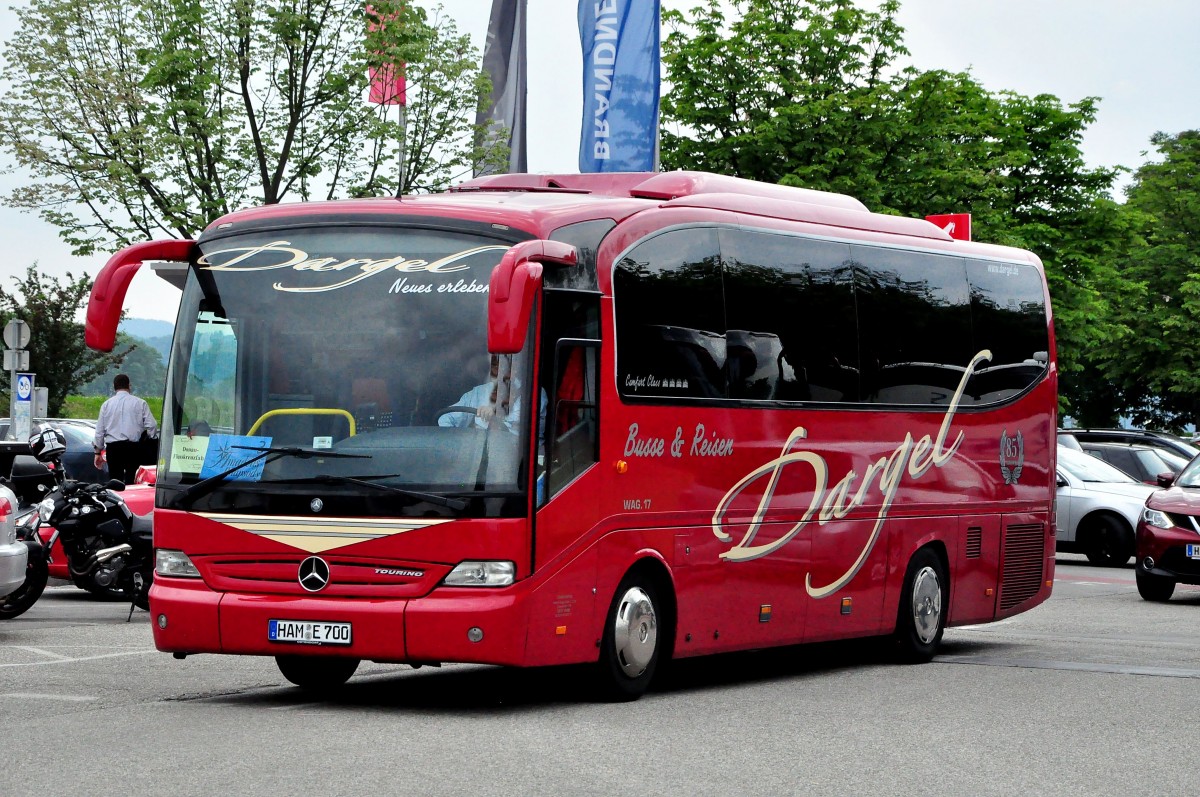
[{"left": 158, "top": 224, "right": 536, "bottom": 517}]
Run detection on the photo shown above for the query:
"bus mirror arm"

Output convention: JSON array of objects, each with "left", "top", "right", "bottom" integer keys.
[
  {"left": 85, "top": 239, "right": 195, "bottom": 352},
  {"left": 488, "top": 240, "right": 577, "bottom": 354}
]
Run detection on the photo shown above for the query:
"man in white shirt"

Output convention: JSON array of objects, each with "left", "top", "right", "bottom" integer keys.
[
  {"left": 439, "top": 355, "right": 546, "bottom": 439},
  {"left": 93, "top": 374, "right": 159, "bottom": 484}
]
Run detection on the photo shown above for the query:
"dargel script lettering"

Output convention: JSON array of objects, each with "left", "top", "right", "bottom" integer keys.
[
  {"left": 711, "top": 350, "right": 992, "bottom": 599},
  {"left": 198, "top": 241, "right": 510, "bottom": 293}
]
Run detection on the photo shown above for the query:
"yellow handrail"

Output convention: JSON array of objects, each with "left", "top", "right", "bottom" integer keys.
[{"left": 247, "top": 408, "right": 356, "bottom": 437}]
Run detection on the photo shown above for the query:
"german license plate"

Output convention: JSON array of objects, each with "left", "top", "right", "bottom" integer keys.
[
  {"left": 1186, "top": 545, "right": 1200, "bottom": 560},
  {"left": 268, "top": 619, "right": 352, "bottom": 646}
]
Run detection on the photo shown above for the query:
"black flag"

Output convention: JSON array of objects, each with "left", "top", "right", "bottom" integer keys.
[{"left": 475, "top": 0, "right": 527, "bottom": 175}]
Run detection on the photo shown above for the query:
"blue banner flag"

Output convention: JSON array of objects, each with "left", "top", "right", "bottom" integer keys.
[{"left": 578, "top": 0, "right": 660, "bottom": 172}]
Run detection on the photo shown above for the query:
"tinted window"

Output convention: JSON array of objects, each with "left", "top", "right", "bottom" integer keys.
[
  {"left": 614, "top": 228, "right": 725, "bottom": 399},
  {"left": 547, "top": 219, "right": 615, "bottom": 291},
  {"left": 852, "top": 246, "right": 974, "bottom": 406},
  {"left": 613, "top": 226, "right": 1049, "bottom": 410},
  {"left": 965, "top": 259, "right": 1049, "bottom": 402},
  {"left": 721, "top": 229, "right": 856, "bottom": 402}
]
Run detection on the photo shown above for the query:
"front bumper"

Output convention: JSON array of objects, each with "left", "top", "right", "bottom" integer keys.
[
  {"left": 1135, "top": 523, "right": 1200, "bottom": 584},
  {"left": 0, "top": 540, "right": 29, "bottom": 599},
  {"left": 150, "top": 577, "right": 535, "bottom": 666}
]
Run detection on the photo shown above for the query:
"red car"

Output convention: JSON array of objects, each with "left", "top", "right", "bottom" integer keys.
[
  {"left": 1135, "top": 460, "right": 1200, "bottom": 601},
  {"left": 38, "top": 483, "right": 155, "bottom": 583}
]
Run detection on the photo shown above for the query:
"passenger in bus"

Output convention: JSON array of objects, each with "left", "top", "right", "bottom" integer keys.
[{"left": 439, "top": 355, "right": 547, "bottom": 441}]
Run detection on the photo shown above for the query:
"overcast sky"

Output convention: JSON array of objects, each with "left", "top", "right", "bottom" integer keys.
[{"left": 0, "top": 0, "right": 1196, "bottom": 323}]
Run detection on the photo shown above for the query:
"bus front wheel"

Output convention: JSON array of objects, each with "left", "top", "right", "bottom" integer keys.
[
  {"left": 275, "top": 655, "right": 360, "bottom": 691},
  {"left": 894, "top": 548, "right": 947, "bottom": 663},
  {"left": 596, "top": 573, "right": 662, "bottom": 702}
]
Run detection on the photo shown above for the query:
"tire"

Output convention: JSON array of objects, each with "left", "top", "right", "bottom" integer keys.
[
  {"left": 1082, "top": 514, "right": 1134, "bottom": 567},
  {"left": 596, "top": 572, "right": 664, "bottom": 702},
  {"left": 275, "top": 655, "right": 360, "bottom": 691},
  {"left": 0, "top": 548, "right": 50, "bottom": 620},
  {"left": 1136, "top": 570, "right": 1175, "bottom": 602},
  {"left": 132, "top": 567, "right": 153, "bottom": 612},
  {"left": 894, "top": 548, "right": 947, "bottom": 663}
]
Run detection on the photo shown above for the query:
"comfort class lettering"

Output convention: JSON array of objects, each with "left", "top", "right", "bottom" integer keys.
[
  {"left": 711, "top": 350, "right": 992, "bottom": 599},
  {"left": 197, "top": 241, "right": 509, "bottom": 293}
]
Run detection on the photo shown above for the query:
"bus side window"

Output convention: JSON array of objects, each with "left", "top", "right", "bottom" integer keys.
[
  {"left": 539, "top": 290, "right": 601, "bottom": 503},
  {"left": 545, "top": 341, "right": 599, "bottom": 500}
]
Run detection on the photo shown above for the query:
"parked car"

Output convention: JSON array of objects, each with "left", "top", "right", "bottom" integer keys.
[
  {"left": 0, "top": 484, "right": 29, "bottom": 599},
  {"left": 1081, "top": 442, "right": 1191, "bottom": 485},
  {"left": 1135, "top": 457, "right": 1200, "bottom": 601},
  {"left": 1056, "top": 445, "right": 1159, "bottom": 566},
  {"left": 1060, "top": 428, "right": 1199, "bottom": 462},
  {"left": 0, "top": 418, "right": 108, "bottom": 482}
]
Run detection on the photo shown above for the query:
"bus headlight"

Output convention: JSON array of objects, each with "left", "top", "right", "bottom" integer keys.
[
  {"left": 155, "top": 549, "right": 202, "bottom": 578},
  {"left": 1142, "top": 508, "right": 1174, "bottom": 529},
  {"left": 443, "top": 560, "right": 515, "bottom": 587}
]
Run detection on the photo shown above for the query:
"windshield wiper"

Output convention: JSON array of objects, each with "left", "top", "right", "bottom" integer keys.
[
  {"left": 175, "top": 445, "right": 371, "bottom": 508},
  {"left": 274, "top": 474, "right": 469, "bottom": 510}
]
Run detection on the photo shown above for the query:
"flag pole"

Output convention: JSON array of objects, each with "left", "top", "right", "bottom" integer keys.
[{"left": 396, "top": 104, "right": 406, "bottom": 198}]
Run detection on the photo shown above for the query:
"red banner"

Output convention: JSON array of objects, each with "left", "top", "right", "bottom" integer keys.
[{"left": 368, "top": 5, "right": 407, "bottom": 106}]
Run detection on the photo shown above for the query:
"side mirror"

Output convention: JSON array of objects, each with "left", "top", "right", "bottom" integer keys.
[
  {"left": 488, "top": 240, "right": 577, "bottom": 354},
  {"left": 1056, "top": 474, "right": 1068, "bottom": 488},
  {"left": 1156, "top": 472, "right": 1176, "bottom": 488}
]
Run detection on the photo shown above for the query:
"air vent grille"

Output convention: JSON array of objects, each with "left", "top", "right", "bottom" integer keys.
[{"left": 1000, "top": 523, "right": 1044, "bottom": 610}]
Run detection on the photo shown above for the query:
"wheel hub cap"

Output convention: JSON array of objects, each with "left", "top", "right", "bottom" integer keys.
[
  {"left": 911, "top": 566, "right": 942, "bottom": 644},
  {"left": 613, "top": 587, "right": 657, "bottom": 678}
]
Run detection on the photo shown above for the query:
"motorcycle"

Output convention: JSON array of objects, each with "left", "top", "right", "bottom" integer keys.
[{"left": 0, "top": 427, "right": 153, "bottom": 619}]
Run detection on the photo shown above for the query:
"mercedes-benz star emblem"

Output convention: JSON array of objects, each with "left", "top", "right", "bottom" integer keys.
[
  {"left": 298, "top": 556, "right": 331, "bottom": 592},
  {"left": 310, "top": 498, "right": 324, "bottom": 513}
]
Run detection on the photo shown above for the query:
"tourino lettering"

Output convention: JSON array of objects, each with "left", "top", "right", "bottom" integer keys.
[{"left": 711, "top": 351, "right": 992, "bottom": 598}]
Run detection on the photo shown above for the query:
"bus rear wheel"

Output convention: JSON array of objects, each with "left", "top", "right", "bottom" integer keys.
[
  {"left": 275, "top": 655, "right": 360, "bottom": 691},
  {"left": 596, "top": 573, "right": 662, "bottom": 702},
  {"left": 894, "top": 548, "right": 947, "bottom": 663}
]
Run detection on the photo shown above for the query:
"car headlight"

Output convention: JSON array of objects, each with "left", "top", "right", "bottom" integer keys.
[
  {"left": 443, "top": 560, "right": 515, "bottom": 587},
  {"left": 37, "top": 498, "right": 56, "bottom": 523},
  {"left": 1142, "top": 507, "right": 1174, "bottom": 529},
  {"left": 155, "top": 549, "right": 201, "bottom": 578}
]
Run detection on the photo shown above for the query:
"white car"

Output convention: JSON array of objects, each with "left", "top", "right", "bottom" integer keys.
[
  {"left": 1056, "top": 445, "right": 1158, "bottom": 566},
  {"left": 0, "top": 484, "right": 28, "bottom": 599}
]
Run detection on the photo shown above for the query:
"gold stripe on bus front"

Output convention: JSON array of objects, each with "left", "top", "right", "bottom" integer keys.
[{"left": 196, "top": 513, "right": 452, "bottom": 554}]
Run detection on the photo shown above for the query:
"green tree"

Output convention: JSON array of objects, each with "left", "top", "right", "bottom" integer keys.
[
  {"left": 660, "top": 0, "right": 1131, "bottom": 416},
  {"left": 80, "top": 333, "right": 168, "bottom": 400},
  {"left": 1099, "top": 131, "right": 1200, "bottom": 429},
  {"left": 0, "top": 266, "right": 127, "bottom": 416},
  {"left": 0, "top": 0, "right": 505, "bottom": 256}
]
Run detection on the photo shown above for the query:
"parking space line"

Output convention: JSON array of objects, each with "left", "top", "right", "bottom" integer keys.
[
  {"left": 0, "top": 650, "right": 153, "bottom": 668},
  {"left": 936, "top": 654, "right": 1200, "bottom": 679},
  {"left": 13, "top": 646, "right": 72, "bottom": 661},
  {"left": 1, "top": 693, "right": 97, "bottom": 701}
]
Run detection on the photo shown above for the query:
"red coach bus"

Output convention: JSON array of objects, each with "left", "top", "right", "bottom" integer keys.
[{"left": 86, "top": 171, "right": 1056, "bottom": 699}]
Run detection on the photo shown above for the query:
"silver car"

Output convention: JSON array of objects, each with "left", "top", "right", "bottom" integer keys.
[
  {"left": 1056, "top": 445, "right": 1158, "bottom": 566},
  {"left": 0, "top": 484, "right": 28, "bottom": 599}
]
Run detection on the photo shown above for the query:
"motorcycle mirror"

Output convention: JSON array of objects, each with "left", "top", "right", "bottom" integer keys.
[{"left": 105, "top": 479, "right": 126, "bottom": 492}]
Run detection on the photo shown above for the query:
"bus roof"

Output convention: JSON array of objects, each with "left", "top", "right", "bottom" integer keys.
[{"left": 198, "top": 171, "right": 1038, "bottom": 264}]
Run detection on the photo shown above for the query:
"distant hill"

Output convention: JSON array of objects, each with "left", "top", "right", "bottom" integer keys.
[{"left": 120, "top": 318, "right": 174, "bottom": 340}]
